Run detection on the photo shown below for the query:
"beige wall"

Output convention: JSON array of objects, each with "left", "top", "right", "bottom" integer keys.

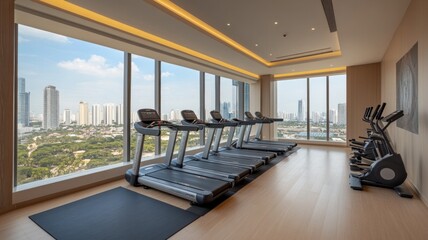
[
  {"left": 381, "top": 0, "right": 428, "bottom": 202},
  {"left": 346, "top": 63, "right": 381, "bottom": 142},
  {"left": 259, "top": 75, "right": 275, "bottom": 140}
]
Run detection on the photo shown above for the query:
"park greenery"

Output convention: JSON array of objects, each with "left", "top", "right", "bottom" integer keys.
[{"left": 17, "top": 124, "right": 202, "bottom": 185}]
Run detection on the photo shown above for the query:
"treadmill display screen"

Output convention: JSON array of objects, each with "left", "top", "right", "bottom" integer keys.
[
  {"left": 137, "top": 109, "right": 160, "bottom": 122},
  {"left": 210, "top": 111, "right": 222, "bottom": 120},
  {"left": 181, "top": 110, "right": 197, "bottom": 121}
]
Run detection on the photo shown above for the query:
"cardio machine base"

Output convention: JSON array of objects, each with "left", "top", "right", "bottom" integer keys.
[{"left": 349, "top": 174, "right": 413, "bottom": 198}]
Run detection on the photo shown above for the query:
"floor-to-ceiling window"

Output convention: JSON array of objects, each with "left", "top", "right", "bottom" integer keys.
[
  {"left": 276, "top": 74, "right": 346, "bottom": 143},
  {"left": 276, "top": 78, "right": 308, "bottom": 140},
  {"left": 220, "top": 77, "right": 240, "bottom": 141},
  {"left": 328, "top": 74, "right": 347, "bottom": 142},
  {"left": 16, "top": 24, "right": 124, "bottom": 185},
  {"left": 205, "top": 73, "right": 216, "bottom": 121},
  {"left": 14, "top": 24, "right": 252, "bottom": 189},
  {"left": 309, "top": 77, "right": 327, "bottom": 141},
  {"left": 160, "top": 62, "right": 200, "bottom": 153},
  {"left": 130, "top": 55, "right": 155, "bottom": 160}
]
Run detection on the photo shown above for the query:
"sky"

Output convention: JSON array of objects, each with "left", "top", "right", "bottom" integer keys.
[
  {"left": 18, "top": 24, "right": 235, "bottom": 119},
  {"left": 18, "top": 23, "right": 340, "bottom": 121}
]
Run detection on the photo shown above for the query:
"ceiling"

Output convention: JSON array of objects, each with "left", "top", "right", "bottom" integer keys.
[{"left": 15, "top": 0, "right": 411, "bottom": 80}]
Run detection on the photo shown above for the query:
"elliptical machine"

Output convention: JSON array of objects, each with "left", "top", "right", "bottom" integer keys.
[{"left": 349, "top": 104, "right": 413, "bottom": 198}]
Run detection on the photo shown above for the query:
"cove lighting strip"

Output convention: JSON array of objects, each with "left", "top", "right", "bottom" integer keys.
[
  {"left": 273, "top": 66, "right": 346, "bottom": 79},
  {"left": 153, "top": 0, "right": 341, "bottom": 67},
  {"left": 36, "top": 0, "right": 260, "bottom": 79}
]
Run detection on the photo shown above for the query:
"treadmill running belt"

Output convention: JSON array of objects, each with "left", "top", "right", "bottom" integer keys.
[{"left": 148, "top": 169, "right": 230, "bottom": 196}]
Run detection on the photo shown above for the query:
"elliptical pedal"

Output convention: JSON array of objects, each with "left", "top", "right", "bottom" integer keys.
[
  {"left": 349, "top": 175, "right": 363, "bottom": 190},
  {"left": 394, "top": 185, "right": 413, "bottom": 198}
]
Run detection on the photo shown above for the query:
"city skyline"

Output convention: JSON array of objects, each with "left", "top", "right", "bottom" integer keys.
[
  {"left": 18, "top": 24, "right": 237, "bottom": 119},
  {"left": 277, "top": 99, "right": 346, "bottom": 124}
]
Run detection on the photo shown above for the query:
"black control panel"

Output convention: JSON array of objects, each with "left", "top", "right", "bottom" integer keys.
[
  {"left": 210, "top": 111, "right": 222, "bottom": 120},
  {"left": 181, "top": 110, "right": 198, "bottom": 121},
  {"left": 137, "top": 109, "right": 160, "bottom": 123}
]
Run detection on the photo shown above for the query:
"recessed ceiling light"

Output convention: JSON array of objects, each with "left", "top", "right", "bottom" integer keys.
[
  {"left": 255, "top": 43, "right": 259, "bottom": 47},
  {"left": 227, "top": 23, "right": 231, "bottom": 26},
  {"left": 269, "top": 53, "right": 273, "bottom": 56},
  {"left": 274, "top": 21, "right": 278, "bottom": 25},
  {"left": 311, "top": 27, "right": 316, "bottom": 31},
  {"left": 330, "top": 64, "right": 334, "bottom": 67}
]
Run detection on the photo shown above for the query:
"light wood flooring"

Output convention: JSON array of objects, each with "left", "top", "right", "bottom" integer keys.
[{"left": 1, "top": 145, "right": 428, "bottom": 240}]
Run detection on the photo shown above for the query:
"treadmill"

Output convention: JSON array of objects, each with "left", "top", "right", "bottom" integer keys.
[
  {"left": 181, "top": 110, "right": 265, "bottom": 173},
  {"left": 244, "top": 111, "right": 297, "bottom": 149},
  {"left": 230, "top": 115, "right": 289, "bottom": 155},
  {"left": 209, "top": 111, "right": 277, "bottom": 163},
  {"left": 125, "top": 108, "right": 232, "bottom": 204},
  {"left": 170, "top": 110, "right": 250, "bottom": 182}
]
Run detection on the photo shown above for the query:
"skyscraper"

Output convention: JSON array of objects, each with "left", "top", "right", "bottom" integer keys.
[
  {"left": 116, "top": 104, "right": 123, "bottom": 125},
  {"left": 63, "top": 109, "right": 71, "bottom": 125},
  {"left": 298, "top": 99, "right": 304, "bottom": 121},
  {"left": 43, "top": 85, "right": 59, "bottom": 129},
  {"left": 329, "top": 109, "right": 337, "bottom": 124},
  {"left": 79, "top": 101, "right": 89, "bottom": 125},
  {"left": 244, "top": 83, "right": 250, "bottom": 112},
  {"left": 221, "top": 102, "right": 230, "bottom": 119},
  {"left": 18, "top": 77, "right": 30, "bottom": 127},
  {"left": 338, "top": 103, "right": 346, "bottom": 125},
  {"left": 104, "top": 103, "right": 116, "bottom": 125},
  {"left": 92, "top": 104, "right": 102, "bottom": 125}
]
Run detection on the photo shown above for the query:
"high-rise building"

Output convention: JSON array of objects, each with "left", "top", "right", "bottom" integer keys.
[
  {"left": 104, "top": 103, "right": 116, "bottom": 125},
  {"left": 63, "top": 109, "right": 71, "bottom": 125},
  {"left": 221, "top": 102, "right": 230, "bottom": 119},
  {"left": 312, "top": 111, "right": 320, "bottom": 123},
  {"left": 244, "top": 83, "right": 250, "bottom": 112},
  {"left": 79, "top": 101, "right": 89, "bottom": 125},
  {"left": 338, "top": 103, "right": 346, "bottom": 125},
  {"left": 92, "top": 104, "right": 102, "bottom": 125},
  {"left": 17, "top": 77, "right": 30, "bottom": 127},
  {"left": 329, "top": 109, "right": 337, "bottom": 124},
  {"left": 43, "top": 85, "right": 59, "bottom": 129},
  {"left": 232, "top": 80, "right": 239, "bottom": 118},
  {"left": 298, "top": 99, "right": 304, "bottom": 121},
  {"left": 116, "top": 104, "right": 123, "bottom": 125}
]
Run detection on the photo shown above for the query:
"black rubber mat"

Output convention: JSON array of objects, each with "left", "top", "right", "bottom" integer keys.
[{"left": 29, "top": 187, "right": 199, "bottom": 240}]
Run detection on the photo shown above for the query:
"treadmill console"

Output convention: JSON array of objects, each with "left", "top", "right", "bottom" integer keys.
[
  {"left": 210, "top": 111, "right": 222, "bottom": 121},
  {"left": 137, "top": 109, "right": 160, "bottom": 123},
  {"left": 181, "top": 110, "right": 198, "bottom": 121},
  {"left": 245, "top": 112, "right": 255, "bottom": 119}
]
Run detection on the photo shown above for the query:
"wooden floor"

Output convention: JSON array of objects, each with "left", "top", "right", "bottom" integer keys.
[{"left": 1, "top": 145, "right": 428, "bottom": 239}]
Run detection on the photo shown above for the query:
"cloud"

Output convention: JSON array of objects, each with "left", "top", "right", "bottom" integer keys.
[
  {"left": 161, "top": 71, "right": 173, "bottom": 78},
  {"left": 143, "top": 74, "right": 154, "bottom": 81},
  {"left": 19, "top": 25, "right": 70, "bottom": 43},
  {"left": 57, "top": 55, "right": 123, "bottom": 77}
]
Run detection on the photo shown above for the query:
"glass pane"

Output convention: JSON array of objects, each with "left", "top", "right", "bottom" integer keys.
[
  {"left": 16, "top": 25, "right": 124, "bottom": 185},
  {"left": 205, "top": 73, "right": 216, "bottom": 121},
  {"left": 276, "top": 78, "right": 308, "bottom": 140},
  {"left": 244, "top": 83, "right": 250, "bottom": 113},
  {"left": 160, "top": 62, "right": 200, "bottom": 153},
  {"left": 220, "top": 77, "right": 239, "bottom": 141},
  {"left": 131, "top": 55, "right": 155, "bottom": 160},
  {"left": 309, "top": 77, "right": 327, "bottom": 140},
  {"left": 329, "top": 74, "right": 347, "bottom": 142}
]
